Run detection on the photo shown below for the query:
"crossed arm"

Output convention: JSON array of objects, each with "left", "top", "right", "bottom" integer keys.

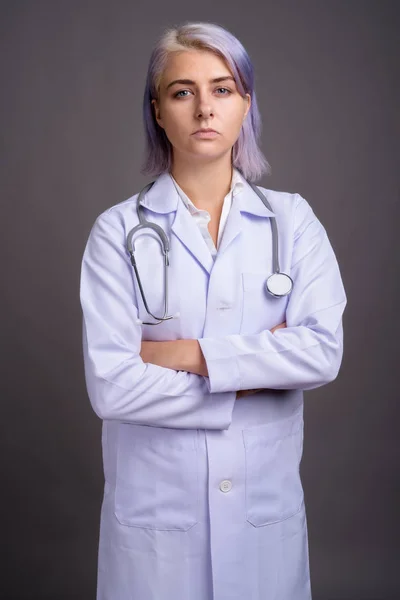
[{"left": 140, "top": 321, "right": 287, "bottom": 398}]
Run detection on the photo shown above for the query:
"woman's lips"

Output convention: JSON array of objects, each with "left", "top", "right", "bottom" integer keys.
[{"left": 192, "top": 131, "right": 219, "bottom": 139}]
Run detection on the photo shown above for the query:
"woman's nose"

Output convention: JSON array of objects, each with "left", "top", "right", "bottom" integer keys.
[
  {"left": 197, "top": 108, "right": 213, "bottom": 118},
  {"left": 195, "top": 97, "right": 213, "bottom": 119}
]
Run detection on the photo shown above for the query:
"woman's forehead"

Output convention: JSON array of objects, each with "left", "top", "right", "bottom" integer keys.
[{"left": 162, "top": 49, "right": 232, "bottom": 81}]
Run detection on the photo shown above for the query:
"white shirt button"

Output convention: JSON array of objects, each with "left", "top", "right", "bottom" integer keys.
[{"left": 219, "top": 479, "right": 232, "bottom": 493}]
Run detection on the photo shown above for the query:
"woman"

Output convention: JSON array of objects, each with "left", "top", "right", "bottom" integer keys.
[{"left": 80, "top": 21, "right": 346, "bottom": 600}]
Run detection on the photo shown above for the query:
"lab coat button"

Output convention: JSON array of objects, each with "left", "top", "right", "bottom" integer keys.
[
  {"left": 219, "top": 479, "right": 232, "bottom": 493},
  {"left": 216, "top": 303, "right": 232, "bottom": 311}
]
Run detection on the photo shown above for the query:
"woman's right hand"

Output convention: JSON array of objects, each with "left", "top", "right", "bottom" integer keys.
[
  {"left": 236, "top": 321, "right": 287, "bottom": 398},
  {"left": 270, "top": 321, "right": 287, "bottom": 334}
]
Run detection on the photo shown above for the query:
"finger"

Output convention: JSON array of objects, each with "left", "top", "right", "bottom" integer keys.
[{"left": 271, "top": 321, "right": 287, "bottom": 333}]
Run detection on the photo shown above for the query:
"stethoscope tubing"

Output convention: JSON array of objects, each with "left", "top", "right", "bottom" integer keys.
[{"left": 126, "top": 178, "right": 293, "bottom": 325}]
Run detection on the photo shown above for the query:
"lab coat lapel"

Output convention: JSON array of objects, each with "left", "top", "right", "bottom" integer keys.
[
  {"left": 217, "top": 195, "right": 243, "bottom": 257},
  {"left": 215, "top": 181, "right": 276, "bottom": 261},
  {"left": 140, "top": 172, "right": 214, "bottom": 274},
  {"left": 171, "top": 199, "right": 214, "bottom": 275},
  {"left": 171, "top": 185, "right": 247, "bottom": 272}
]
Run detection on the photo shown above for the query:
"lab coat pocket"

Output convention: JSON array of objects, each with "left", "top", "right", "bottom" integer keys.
[
  {"left": 114, "top": 424, "right": 199, "bottom": 531},
  {"left": 240, "top": 272, "right": 289, "bottom": 335},
  {"left": 242, "top": 411, "right": 304, "bottom": 527}
]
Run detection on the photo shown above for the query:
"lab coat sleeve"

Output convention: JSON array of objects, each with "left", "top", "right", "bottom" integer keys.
[
  {"left": 198, "top": 194, "right": 347, "bottom": 392},
  {"left": 79, "top": 211, "right": 236, "bottom": 429}
]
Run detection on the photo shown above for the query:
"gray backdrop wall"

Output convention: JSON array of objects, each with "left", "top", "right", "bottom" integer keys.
[{"left": 1, "top": 1, "right": 399, "bottom": 599}]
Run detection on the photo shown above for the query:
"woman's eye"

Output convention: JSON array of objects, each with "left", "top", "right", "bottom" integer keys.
[
  {"left": 174, "top": 90, "right": 190, "bottom": 98},
  {"left": 174, "top": 87, "right": 232, "bottom": 98}
]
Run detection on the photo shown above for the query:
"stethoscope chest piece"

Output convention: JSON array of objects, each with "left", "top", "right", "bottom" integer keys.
[{"left": 266, "top": 272, "right": 293, "bottom": 297}]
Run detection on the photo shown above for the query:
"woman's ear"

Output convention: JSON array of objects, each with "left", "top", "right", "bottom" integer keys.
[
  {"left": 243, "top": 93, "right": 251, "bottom": 121},
  {"left": 152, "top": 99, "right": 164, "bottom": 129}
]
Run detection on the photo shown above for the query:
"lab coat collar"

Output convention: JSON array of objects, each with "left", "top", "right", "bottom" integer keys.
[
  {"left": 236, "top": 178, "right": 276, "bottom": 218},
  {"left": 138, "top": 170, "right": 275, "bottom": 275},
  {"left": 170, "top": 192, "right": 244, "bottom": 275},
  {"left": 139, "top": 172, "right": 180, "bottom": 214},
  {"left": 139, "top": 170, "right": 275, "bottom": 218}
]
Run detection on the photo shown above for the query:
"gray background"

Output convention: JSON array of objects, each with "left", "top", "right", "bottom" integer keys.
[{"left": 1, "top": 1, "right": 399, "bottom": 598}]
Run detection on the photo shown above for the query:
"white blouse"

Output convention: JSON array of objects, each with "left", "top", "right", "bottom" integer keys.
[{"left": 169, "top": 167, "right": 245, "bottom": 259}]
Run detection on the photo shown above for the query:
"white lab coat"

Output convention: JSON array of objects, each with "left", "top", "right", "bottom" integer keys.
[{"left": 80, "top": 171, "right": 346, "bottom": 600}]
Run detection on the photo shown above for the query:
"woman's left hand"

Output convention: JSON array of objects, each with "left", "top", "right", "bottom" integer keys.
[{"left": 236, "top": 388, "right": 264, "bottom": 398}]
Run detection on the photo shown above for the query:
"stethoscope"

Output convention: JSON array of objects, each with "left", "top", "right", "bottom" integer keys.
[{"left": 126, "top": 179, "right": 293, "bottom": 325}]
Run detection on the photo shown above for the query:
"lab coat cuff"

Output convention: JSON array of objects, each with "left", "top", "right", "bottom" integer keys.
[
  {"left": 203, "top": 389, "right": 237, "bottom": 429},
  {"left": 198, "top": 337, "right": 241, "bottom": 393}
]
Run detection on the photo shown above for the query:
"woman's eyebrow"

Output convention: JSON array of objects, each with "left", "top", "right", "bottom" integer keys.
[{"left": 166, "top": 76, "right": 236, "bottom": 90}]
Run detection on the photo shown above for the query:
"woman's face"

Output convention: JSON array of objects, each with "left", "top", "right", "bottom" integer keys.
[{"left": 152, "top": 49, "right": 251, "bottom": 165}]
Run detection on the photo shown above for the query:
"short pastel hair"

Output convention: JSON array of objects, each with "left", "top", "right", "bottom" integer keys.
[{"left": 141, "top": 21, "right": 270, "bottom": 182}]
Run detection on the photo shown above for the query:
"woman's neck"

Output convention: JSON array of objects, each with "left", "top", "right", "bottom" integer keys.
[{"left": 170, "top": 156, "right": 233, "bottom": 211}]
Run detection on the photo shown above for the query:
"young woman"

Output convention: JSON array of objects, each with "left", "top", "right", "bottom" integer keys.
[{"left": 80, "top": 21, "right": 346, "bottom": 600}]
